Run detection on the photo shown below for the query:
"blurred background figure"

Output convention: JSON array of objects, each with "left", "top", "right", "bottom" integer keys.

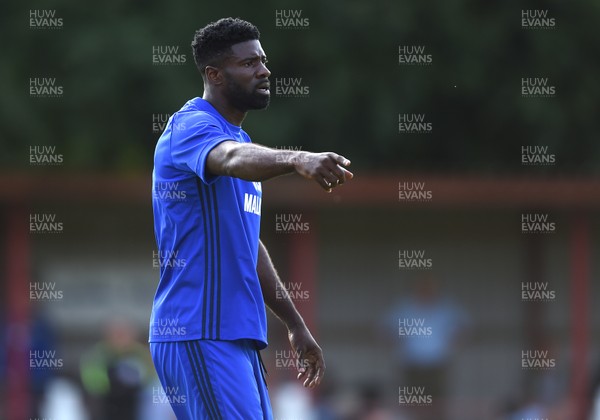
[
  {"left": 497, "top": 390, "right": 547, "bottom": 420},
  {"left": 30, "top": 307, "right": 60, "bottom": 418},
  {"left": 272, "top": 380, "right": 317, "bottom": 420},
  {"left": 39, "top": 375, "right": 89, "bottom": 420},
  {"left": 313, "top": 374, "right": 339, "bottom": 420},
  {"left": 80, "top": 319, "right": 153, "bottom": 420},
  {"left": 386, "top": 274, "right": 469, "bottom": 420},
  {"left": 351, "top": 382, "right": 397, "bottom": 420}
]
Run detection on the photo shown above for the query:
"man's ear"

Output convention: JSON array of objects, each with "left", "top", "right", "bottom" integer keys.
[{"left": 205, "top": 66, "right": 223, "bottom": 86}]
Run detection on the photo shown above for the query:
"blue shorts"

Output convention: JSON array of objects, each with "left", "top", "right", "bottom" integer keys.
[{"left": 150, "top": 339, "right": 273, "bottom": 420}]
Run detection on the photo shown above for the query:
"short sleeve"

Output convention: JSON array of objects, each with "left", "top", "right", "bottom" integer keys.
[{"left": 170, "top": 112, "right": 234, "bottom": 184}]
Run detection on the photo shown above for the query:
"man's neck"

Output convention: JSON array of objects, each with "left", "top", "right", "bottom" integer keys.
[{"left": 202, "top": 92, "right": 246, "bottom": 126}]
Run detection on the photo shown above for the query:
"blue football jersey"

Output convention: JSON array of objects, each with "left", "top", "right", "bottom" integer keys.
[{"left": 150, "top": 97, "right": 267, "bottom": 348}]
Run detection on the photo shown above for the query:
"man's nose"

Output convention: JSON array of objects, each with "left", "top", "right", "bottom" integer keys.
[{"left": 257, "top": 62, "right": 271, "bottom": 78}]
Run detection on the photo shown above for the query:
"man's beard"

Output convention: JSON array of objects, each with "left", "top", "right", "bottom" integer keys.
[{"left": 223, "top": 74, "right": 270, "bottom": 112}]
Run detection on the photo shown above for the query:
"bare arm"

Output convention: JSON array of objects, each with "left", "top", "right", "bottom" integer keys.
[
  {"left": 206, "top": 141, "right": 353, "bottom": 192},
  {"left": 257, "top": 239, "right": 325, "bottom": 388}
]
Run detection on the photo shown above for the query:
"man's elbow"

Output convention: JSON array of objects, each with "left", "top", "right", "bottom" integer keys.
[{"left": 221, "top": 143, "right": 243, "bottom": 177}]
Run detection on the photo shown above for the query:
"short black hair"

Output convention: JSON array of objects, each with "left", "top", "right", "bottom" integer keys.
[{"left": 191, "top": 17, "right": 260, "bottom": 77}]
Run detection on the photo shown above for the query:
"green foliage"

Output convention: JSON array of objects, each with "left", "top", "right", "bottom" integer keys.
[{"left": 2, "top": 0, "right": 599, "bottom": 173}]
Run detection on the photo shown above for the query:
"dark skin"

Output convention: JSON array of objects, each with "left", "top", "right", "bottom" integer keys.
[
  {"left": 257, "top": 241, "right": 325, "bottom": 388},
  {"left": 203, "top": 39, "right": 353, "bottom": 388}
]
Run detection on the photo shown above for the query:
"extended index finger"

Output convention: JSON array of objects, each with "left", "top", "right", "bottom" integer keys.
[{"left": 328, "top": 153, "right": 351, "bottom": 168}]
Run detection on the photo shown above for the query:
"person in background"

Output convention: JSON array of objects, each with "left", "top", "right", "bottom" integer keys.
[
  {"left": 30, "top": 308, "right": 59, "bottom": 419},
  {"left": 80, "top": 320, "right": 152, "bottom": 420},
  {"left": 386, "top": 274, "right": 469, "bottom": 420},
  {"left": 353, "top": 382, "right": 396, "bottom": 420}
]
